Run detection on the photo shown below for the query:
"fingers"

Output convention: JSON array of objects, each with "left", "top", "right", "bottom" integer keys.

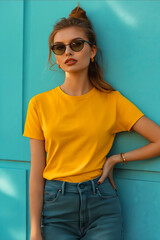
[{"left": 108, "top": 176, "right": 117, "bottom": 190}]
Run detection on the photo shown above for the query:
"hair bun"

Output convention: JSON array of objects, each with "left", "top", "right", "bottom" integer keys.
[{"left": 68, "top": 2, "right": 88, "bottom": 21}]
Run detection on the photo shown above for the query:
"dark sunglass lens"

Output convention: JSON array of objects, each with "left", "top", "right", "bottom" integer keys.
[
  {"left": 71, "top": 40, "right": 84, "bottom": 51},
  {"left": 53, "top": 44, "right": 65, "bottom": 55}
]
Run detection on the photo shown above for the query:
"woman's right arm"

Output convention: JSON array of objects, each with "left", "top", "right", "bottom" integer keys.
[{"left": 29, "top": 138, "right": 46, "bottom": 240}]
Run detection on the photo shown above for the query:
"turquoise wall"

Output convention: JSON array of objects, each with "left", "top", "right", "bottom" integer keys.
[{"left": 0, "top": 1, "right": 160, "bottom": 239}]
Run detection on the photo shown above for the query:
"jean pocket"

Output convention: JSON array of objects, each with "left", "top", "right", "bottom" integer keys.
[
  {"left": 43, "top": 184, "right": 61, "bottom": 204},
  {"left": 96, "top": 180, "right": 118, "bottom": 199}
]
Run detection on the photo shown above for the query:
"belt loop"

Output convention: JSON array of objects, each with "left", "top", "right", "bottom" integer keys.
[
  {"left": 61, "top": 181, "right": 65, "bottom": 195},
  {"left": 90, "top": 180, "right": 96, "bottom": 195}
]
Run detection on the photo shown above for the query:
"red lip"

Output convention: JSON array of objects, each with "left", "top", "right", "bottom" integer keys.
[{"left": 65, "top": 58, "right": 77, "bottom": 64}]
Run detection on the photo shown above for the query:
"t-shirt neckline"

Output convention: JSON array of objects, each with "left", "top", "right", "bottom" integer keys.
[{"left": 56, "top": 85, "right": 96, "bottom": 100}]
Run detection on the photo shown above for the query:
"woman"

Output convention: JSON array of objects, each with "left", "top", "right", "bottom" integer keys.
[{"left": 23, "top": 3, "right": 160, "bottom": 240}]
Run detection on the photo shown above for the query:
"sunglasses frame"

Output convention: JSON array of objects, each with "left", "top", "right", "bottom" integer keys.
[{"left": 50, "top": 39, "right": 94, "bottom": 55}]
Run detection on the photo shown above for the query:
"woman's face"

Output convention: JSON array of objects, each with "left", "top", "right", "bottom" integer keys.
[{"left": 53, "top": 26, "right": 97, "bottom": 73}]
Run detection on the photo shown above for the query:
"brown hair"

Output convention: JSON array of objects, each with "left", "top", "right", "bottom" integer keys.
[{"left": 47, "top": 2, "right": 115, "bottom": 93}]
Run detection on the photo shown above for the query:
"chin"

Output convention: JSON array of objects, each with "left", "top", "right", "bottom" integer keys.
[
  {"left": 64, "top": 67, "right": 85, "bottom": 73},
  {"left": 65, "top": 65, "right": 88, "bottom": 73}
]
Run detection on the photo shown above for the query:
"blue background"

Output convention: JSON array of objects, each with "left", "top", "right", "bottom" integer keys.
[{"left": 0, "top": 1, "right": 160, "bottom": 239}]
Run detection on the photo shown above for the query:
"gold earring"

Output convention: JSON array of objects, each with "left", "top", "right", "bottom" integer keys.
[
  {"left": 91, "top": 57, "right": 94, "bottom": 62},
  {"left": 56, "top": 61, "right": 61, "bottom": 68}
]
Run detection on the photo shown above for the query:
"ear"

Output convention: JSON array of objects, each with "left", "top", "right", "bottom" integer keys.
[{"left": 91, "top": 45, "right": 97, "bottom": 58}]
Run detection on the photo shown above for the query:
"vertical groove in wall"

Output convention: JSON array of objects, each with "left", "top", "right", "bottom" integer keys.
[
  {"left": 26, "top": 169, "right": 29, "bottom": 240},
  {"left": 22, "top": 0, "right": 24, "bottom": 136},
  {"left": 22, "top": 2, "right": 28, "bottom": 239}
]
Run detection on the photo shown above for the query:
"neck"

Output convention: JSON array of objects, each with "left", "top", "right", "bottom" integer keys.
[{"left": 61, "top": 68, "right": 93, "bottom": 96}]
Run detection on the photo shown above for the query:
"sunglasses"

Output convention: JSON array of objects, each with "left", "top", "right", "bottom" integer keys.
[{"left": 50, "top": 39, "right": 93, "bottom": 55}]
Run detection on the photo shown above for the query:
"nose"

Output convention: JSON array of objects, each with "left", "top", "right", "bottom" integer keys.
[{"left": 65, "top": 44, "right": 73, "bottom": 55}]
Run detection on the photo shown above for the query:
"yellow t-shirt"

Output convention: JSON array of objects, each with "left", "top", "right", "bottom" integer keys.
[{"left": 23, "top": 85, "right": 144, "bottom": 182}]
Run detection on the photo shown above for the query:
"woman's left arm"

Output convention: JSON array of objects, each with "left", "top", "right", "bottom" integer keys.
[
  {"left": 113, "top": 115, "right": 160, "bottom": 164},
  {"left": 98, "top": 116, "right": 160, "bottom": 185}
]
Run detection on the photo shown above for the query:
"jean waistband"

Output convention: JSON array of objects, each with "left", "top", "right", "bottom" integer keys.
[{"left": 44, "top": 175, "right": 110, "bottom": 195}]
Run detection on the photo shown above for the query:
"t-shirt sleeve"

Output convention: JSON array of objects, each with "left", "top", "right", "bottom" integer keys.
[
  {"left": 23, "top": 96, "right": 45, "bottom": 140},
  {"left": 113, "top": 91, "right": 145, "bottom": 133}
]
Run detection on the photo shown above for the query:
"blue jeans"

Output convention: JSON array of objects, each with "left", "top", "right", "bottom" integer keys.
[{"left": 41, "top": 175, "right": 124, "bottom": 240}]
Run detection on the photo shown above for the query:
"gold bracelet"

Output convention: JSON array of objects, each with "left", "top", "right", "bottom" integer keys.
[{"left": 120, "top": 152, "right": 127, "bottom": 165}]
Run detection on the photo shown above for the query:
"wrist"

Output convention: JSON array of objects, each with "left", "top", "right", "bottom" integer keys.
[{"left": 109, "top": 154, "right": 122, "bottom": 165}]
